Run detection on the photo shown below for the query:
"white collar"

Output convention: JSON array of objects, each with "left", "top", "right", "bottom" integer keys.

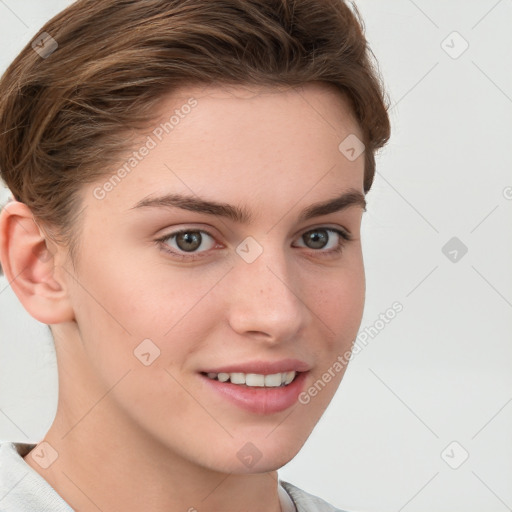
[{"left": 278, "top": 479, "right": 297, "bottom": 512}]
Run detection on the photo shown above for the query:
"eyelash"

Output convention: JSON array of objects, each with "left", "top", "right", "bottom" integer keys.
[{"left": 155, "top": 227, "right": 353, "bottom": 262}]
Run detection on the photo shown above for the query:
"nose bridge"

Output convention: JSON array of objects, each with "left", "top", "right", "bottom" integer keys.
[{"left": 227, "top": 235, "right": 308, "bottom": 340}]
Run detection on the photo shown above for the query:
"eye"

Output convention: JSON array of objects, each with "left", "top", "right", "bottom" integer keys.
[
  {"left": 294, "top": 227, "right": 352, "bottom": 257},
  {"left": 156, "top": 229, "right": 217, "bottom": 260},
  {"left": 155, "top": 226, "right": 352, "bottom": 262}
]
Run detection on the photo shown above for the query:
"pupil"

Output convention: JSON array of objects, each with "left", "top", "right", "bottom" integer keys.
[
  {"left": 178, "top": 231, "right": 201, "bottom": 252},
  {"left": 307, "top": 230, "right": 327, "bottom": 249}
]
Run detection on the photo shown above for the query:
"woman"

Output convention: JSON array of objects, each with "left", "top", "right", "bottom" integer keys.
[{"left": 0, "top": 0, "right": 390, "bottom": 510}]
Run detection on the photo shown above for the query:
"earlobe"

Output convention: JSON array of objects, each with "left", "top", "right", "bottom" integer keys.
[{"left": 0, "top": 200, "right": 75, "bottom": 325}]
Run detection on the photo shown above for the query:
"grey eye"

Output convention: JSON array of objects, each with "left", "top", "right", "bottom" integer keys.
[
  {"left": 302, "top": 229, "right": 330, "bottom": 249},
  {"left": 163, "top": 230, "right": 216, "bottom": 254}
]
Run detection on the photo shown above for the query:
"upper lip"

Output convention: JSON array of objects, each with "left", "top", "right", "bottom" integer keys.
[{"left": 200, "top": 358, "right": 311, "bottom": 375}]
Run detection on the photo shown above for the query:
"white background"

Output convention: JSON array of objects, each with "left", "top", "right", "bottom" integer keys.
[{"left": 0, "top": 1, "right": 511, "bottom": 511}]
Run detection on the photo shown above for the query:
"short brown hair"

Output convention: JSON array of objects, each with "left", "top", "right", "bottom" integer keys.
[{"left": 0, "top": 0, "right": 390, "bottom": 274}]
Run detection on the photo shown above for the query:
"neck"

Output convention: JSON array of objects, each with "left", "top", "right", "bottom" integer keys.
[{"left": 24, "top": 400, "right": 283, "bottom": 512}]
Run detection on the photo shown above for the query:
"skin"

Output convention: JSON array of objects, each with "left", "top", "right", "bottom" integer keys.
[{"left": 0, "top": 82, "right": 366, "bottom": 512}]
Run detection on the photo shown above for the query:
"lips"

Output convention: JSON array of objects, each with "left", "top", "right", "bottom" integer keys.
[{"left": 198, "top": 359, "right": 311, "bottom": 414}]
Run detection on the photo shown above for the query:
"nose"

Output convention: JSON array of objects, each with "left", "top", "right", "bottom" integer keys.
[{"left": 226, "top": 241, "right": 310, "bottom": 345}]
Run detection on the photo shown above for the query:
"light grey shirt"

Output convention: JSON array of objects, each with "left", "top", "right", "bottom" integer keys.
[{"left": 0, "top": 441, "right": 348, "bottom": 511}]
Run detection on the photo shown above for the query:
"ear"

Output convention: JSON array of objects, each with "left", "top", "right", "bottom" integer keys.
[{"left": 0, "top": 199, "right": 75, "bottom": 324}]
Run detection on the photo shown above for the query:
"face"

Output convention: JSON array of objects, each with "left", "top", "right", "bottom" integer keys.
[{"left": 57, "top": 82, "right": 366, "bottom": 473}]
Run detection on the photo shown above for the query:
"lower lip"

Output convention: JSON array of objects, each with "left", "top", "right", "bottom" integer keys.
[{"left": 199, "top": 371, "right": 309, "bottom": 414}]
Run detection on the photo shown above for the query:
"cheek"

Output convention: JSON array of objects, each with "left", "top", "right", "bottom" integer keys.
[
  {"left": 309, "top": 262, "right": 365, "bottom": 346},
  {"left": 296, "top": 265, "right": 364, "bottom": 417},
  {"left": 67, "top": 251, "right": 223, "bottom": 372},
  {"left": 65, "top": 253, "right": 159, "bottom": 373}
]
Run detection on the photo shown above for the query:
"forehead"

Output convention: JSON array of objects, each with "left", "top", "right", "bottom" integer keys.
[
  {"left": 83, "top": 81, "right": 365, "bottom": 220},
  {"left": 144, "top": 81, "right": 364, "bottom": 180},
  {"left": 165, "top": 81, "right": 361, "bottom": 135}
]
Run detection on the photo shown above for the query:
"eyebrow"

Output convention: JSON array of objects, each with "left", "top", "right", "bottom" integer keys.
[{"left": 129, "top": 188, "right": 366, "bottom": 223}]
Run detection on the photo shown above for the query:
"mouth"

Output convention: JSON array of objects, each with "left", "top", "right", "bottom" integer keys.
[
  {"left": 200, "top": 370, "right": 299, "bottom": 388},
  {"left": 198, "top": 368, "right": 309, "bottom": 415}
]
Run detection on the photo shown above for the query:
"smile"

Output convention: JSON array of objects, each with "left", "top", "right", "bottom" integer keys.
[
  {"left": 203, "top": 371, "right": 297, "bottom": 387},
  {"left": 199, "top": 370, "right": 309, "bottom": 414}
]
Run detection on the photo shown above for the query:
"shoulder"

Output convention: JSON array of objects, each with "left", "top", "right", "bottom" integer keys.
[
  {"left": 0, "top": 441, "right": 72, "bottom": 511},
  {"left": 280, "top": 480, "right": 352, "bottom": 512}
]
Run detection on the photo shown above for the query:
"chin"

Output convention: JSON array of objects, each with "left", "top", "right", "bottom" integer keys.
[{"left": 197, "top": 430, "right": 310, "bottom": 474}]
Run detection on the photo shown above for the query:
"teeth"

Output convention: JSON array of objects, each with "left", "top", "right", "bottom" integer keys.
[
  {"left": 205, "top": 371, "right": 297, "bottom": 387},
  {"left": 264, "top": 373, "right": 282, "bottom": 387},
  {"left": 217, "top": 372, "right": 229, "bottom": 382},
  {"left": 283, "top": 371, "right": 295, "bottom": 385},
  {"left": 230, "top": 372, "right": 246, "bottom": 385},
  {"left": 246, "top": 373, "right": 265, "bottom": 387}
]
